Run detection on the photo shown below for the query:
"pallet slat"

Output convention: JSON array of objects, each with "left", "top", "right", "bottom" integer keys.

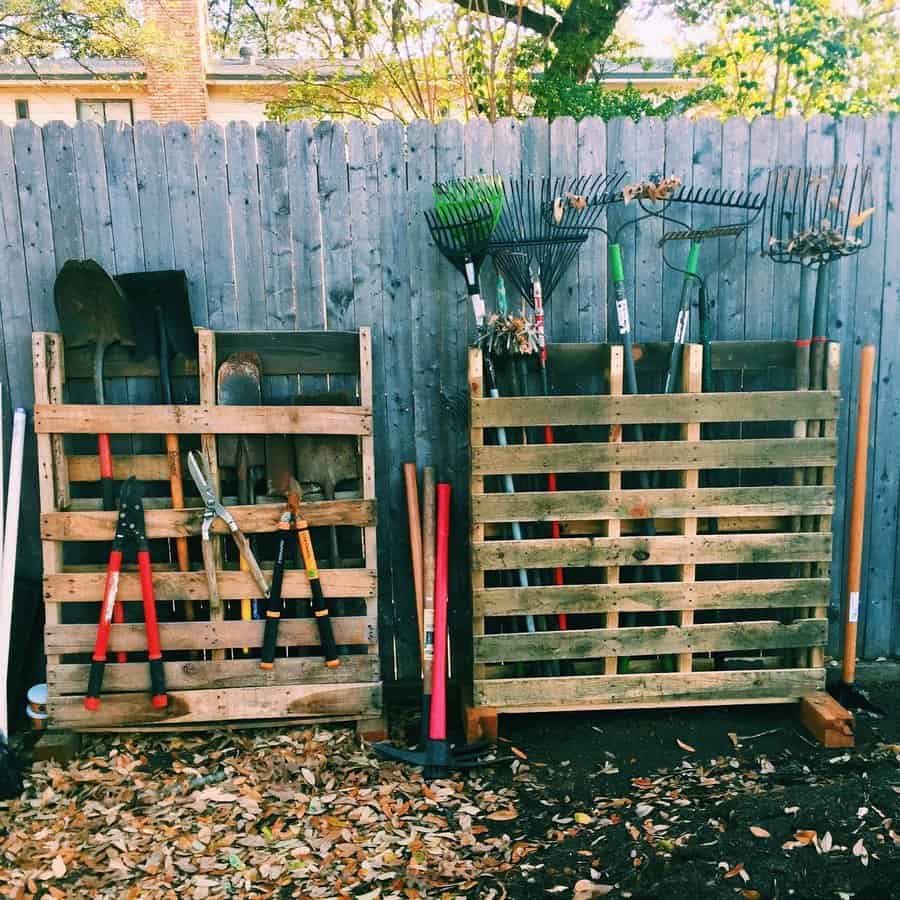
[
  {"left": 473, "top": 437, "right": 836, "bottom": 476},
  {"left": 45, "top": 617, "right": 372, "bottom": 654},
  {"left": 472, "top": 391, "right": 839, "bottom": 428},
  {"left": 49, "top": 682, "right": 382, "bottom": 728},
  {"left": 475, "top": 668, "right": 826, "bottom": 709},
  {"left": 473, "top": 485, "right": 835, "bottom": 522},
  {"left": 42, "top": 499, "right": 375, "bottom": 540},
  {"left": 45, "top": 567, "right": 376, "bottom": 604},
  {"left": 48, "top": 655, "right": 380, "bottom": 694},
  {"left": 474, "top": 619, "right": 827, "bottom": 663},
  {"left": 473, "top": 532, "right": 832, "bottom": 570},
  {"left": 473, "top": 577, "right": 831, "bottom": 616},
  {"left": 35, "top": 403, "right": 371, "bottom": 435}
]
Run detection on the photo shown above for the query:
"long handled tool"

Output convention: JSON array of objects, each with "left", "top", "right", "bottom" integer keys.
[
  {"left": 55, "top": 260, "right": 134, "bottom": 661},
  {"left": 487, "top": 174, "right": 624, "bottom": 640},
  {"left": 187, "top": 450, "right": 270, "bottom": 614},
  {"left": 116, "top": 270, "right": 197, "bottom": 620},
  {"left": 374, "top": 483, "right": 500, "bottom": 776},
  {"left": 293, "top": 392, "right": 361, "bottom": 569},
  {"left": 420, "top": 466, "right": 436, "bottom": 743},
  {"left": 830, "top": 346, "right": 884, "bottom": 714},
  {"left": 54, "top": 260, "right": 135, "bottom": 512},
  {"left": 217, "top": 353, "right": 263, "bottom": 649},
  {"left": 84, "top": 477, "right": 167, "bottom": 711},
  {"left": 404, "top": 463, "right": 425, "bottom": 673},
  {"left": 260, "top": 482, "right": 340, "bottom": 669},
  {"left": 0, "top": 407, "right": 25, "bottom": 798}
]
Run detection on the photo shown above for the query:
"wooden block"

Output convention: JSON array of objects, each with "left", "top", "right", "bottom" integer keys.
[
  {"left": 799, "top": 692, "right": 855, "bottom": 748},
  {"left": 31, "top": 730, "right": 81, "bottom": 764},
  {"left": 464, "top": 706, "right": 498, "bottom": 743},
  {"left": 356, "top": 716, "right": 387, "bottom": 742}
]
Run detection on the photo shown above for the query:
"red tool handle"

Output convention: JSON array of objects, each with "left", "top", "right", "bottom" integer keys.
[
  {"left": 98, "top": 433, "right": 116, "bottom": 513},
  {"left": 428, "top": 483, "right": 451, "bottom": 742},
  {"left": 138, "top": 549, "right": 167, "bottom": 708},
  {"left": 543, "top": 427, "right": 567, "bottom": 629},
  {"left": 85, "top": 548, "right": 123, "bottom": 710}
]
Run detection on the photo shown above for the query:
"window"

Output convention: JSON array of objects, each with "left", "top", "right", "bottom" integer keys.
[
  {"left": 14, "top": 99, "right": 29, "bottom": 120},
  {"left": 75, "top": 99, "right": 133, "bottom": 125}
]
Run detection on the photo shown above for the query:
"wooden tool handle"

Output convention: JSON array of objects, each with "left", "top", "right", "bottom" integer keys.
[
  {"left": 165, "top": 432, "right": 193, "bottom": 620},
  {"left": 201, "top": 537, "right": 220, "bottom": 611},
  {"left": 421, "top": 467, "right": 436, "bottom": 680},
  {"left": 842, "top": 345, "right": 875, "bottom": 686},
  {"left": 231, "top": 528, "right": 270, "bottom": 598},
  {"left": 404, "top": 463, "right": 425, "bottom": 668}
]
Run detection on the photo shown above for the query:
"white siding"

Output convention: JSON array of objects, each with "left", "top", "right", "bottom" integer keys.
[{"left": 0, "top": 86, "right": 151, "bottom": 125}]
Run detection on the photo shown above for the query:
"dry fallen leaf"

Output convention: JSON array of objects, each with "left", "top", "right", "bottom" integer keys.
[
  {"left": 486, "top": 808, "right": 519, "bottom": 821},
  {"left": 676, "top": 739, "right": 696, "bottom": 753},
  {"left": 724, "top": 863, "right": 745, "bottom": 879},
  {"left": 51, "top": 856, "right": 66, "bottom": 878},
  {"left": 728, "top": 733, "right": 740, "bottom": 748},
  {"left": 848, "top": 207, "right": 875, "bottom": 229},
  {"left": 511, "top": 746, "right": 528, "bottom": 760},
  {"left": 749, "top": 826, "right": 770, "bottom": 839},
  {"left": 574, "top": 812, "right": 593, "bottom": 825},
  {"left": 573, "top": 880, "right": 614, "bottom": 899},
  {"left": 740, "top": 891, "right": 762, "bottom": 900}
]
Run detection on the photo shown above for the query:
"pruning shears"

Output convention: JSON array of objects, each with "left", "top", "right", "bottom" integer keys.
[
  {"left": 187, "top": 450, "right": 270, "bottom": 611},
  {"left": 84, "top": 477, "right": 167, "bottom": 711}
]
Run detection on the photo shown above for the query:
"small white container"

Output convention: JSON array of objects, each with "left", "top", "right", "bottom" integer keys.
[{"left": 27, "top": 682, "right": 48, "bottom": 717}]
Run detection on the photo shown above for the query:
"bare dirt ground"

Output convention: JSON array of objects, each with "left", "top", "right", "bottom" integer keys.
[{"left": 1, "top": 676, "right": 897, "bottom": 899}]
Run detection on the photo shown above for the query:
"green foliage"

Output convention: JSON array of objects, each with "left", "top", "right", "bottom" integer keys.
[
  {"left": 530, "top": 74, "right": 708, "bottom": 121},
  {"left": 672, "top": 0, "right": 900, "bottom": 118},
  {"left": 0, "top": 0, "right": 147, "bottom": 60}
]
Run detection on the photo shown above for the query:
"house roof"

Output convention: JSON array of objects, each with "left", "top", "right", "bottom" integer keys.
[
  {"left": 0, "top": 58, "right": 144, "bottom": 81},
  {"left": 0, "top": 56, "right": 361, "bottom": 84}
]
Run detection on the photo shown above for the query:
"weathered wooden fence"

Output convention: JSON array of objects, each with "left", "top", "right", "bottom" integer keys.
[{"left": 0, "top": 114, "right": 897, "bottom": 683}]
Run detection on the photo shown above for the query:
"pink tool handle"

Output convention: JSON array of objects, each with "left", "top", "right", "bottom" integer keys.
[{"left": 428, "top": 483, "right": 451, "bottom": 741}]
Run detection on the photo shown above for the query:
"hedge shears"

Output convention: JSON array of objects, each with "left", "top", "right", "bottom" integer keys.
[{"left": 187, "top": 450, "right": 270, "bottom": 611}]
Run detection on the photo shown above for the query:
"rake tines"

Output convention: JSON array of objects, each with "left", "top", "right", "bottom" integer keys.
[
  {"left": 424, "top": 200, "right": 499, "bottom": 272},
  {"left": 763, "top": 164, "right": 874, "bottom": 263},
  {"left": 490, "top": 173, "right": 624, "bottom": 307},
  {"left": 665, "top": 184, "right": 767, "bottom": 211}
]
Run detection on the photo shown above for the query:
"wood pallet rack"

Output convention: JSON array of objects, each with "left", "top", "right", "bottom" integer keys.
[
  {"left": 33, "top": 328, "right": 383, "bottom": 734},
  {"left": 467, "top": 339, "right": 840, "bottom": 739}
]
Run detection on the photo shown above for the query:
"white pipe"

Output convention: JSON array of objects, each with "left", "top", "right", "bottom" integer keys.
[{"left": 0, "top": 408, "right": 26, "bottom": 740}]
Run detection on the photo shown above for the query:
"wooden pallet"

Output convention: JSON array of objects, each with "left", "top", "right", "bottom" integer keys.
[
  {"left": 467, "top": 340, "right": 840, "bottom": 739},
  {"left": 33, "top": 328, "right": 383, "bottom": 734}
]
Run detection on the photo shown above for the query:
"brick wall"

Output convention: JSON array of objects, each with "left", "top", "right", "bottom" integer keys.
[{"left": 144, "top": 0, "right": 209, "bottom": 125}]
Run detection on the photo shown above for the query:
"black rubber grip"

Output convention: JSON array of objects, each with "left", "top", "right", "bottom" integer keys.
[
  {"left": 260, "top": 532, "right": 288, "bottom": 669},
  {"left": 101, "top": 476, "right": 116, "bottom": 513},
  {"left": 85, "top": 659, "right": 106, "bottom": 709},
  {"left": 148, "top": 657, "right": 167, "bottom": 707},
  {"left": 310, "top": 580, "right": 339, "bottom": 667},
  {"left": 260, "top": 612, "right": 281, "bottom": 669}
]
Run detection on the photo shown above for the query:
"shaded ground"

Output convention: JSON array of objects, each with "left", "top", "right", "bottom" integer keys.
[{"left": 1, "top": 676, "right": 897, "bottom": 899}]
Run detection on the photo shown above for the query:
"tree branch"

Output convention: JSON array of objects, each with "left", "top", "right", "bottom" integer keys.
[{"left": 448, "top": 0, "right": 560, "bottom": 37}]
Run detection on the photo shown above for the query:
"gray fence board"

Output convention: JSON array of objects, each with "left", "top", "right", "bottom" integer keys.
[
  {"left": 1, "top": 116, "right": 898, "bottom": 671},
  {"left": 134, "top": 120, "right": 175, "bottom": 272},
  {"left": 42, "top": 121, "right": 84, "bottom": 273}
]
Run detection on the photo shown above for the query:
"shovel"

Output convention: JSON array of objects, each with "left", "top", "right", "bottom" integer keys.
[
  {"left": 115, "top": 270, "right": 197, "bottom": 620},
  {"left": 54, "top": 259, "right": 135, "bottom": 512},
  {"left": 293, "top": 391, "right": 361, "bottom": 568},
  {"left": 217, "top": 353, "right": 263, "bottom": 649}
]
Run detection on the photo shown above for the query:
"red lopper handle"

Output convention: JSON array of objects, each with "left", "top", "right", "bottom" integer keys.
[
  {"left": 85, "top": 549, "right": 123, "bottom": 710},
  {"left": 138, "top": 550, "right": 167, "bottom": 708}
]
